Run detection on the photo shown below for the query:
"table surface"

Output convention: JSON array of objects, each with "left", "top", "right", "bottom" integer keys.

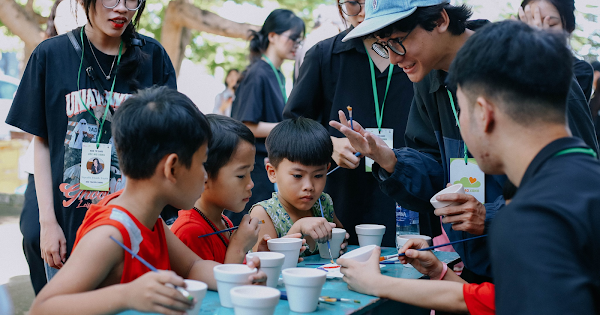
[{"left": 118, "top": 246, "right": 460, "bottom": 315}]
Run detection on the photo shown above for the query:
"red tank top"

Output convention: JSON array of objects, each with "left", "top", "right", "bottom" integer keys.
[{"left": 73, "top": 190, "right": 171, "bottom": 283}]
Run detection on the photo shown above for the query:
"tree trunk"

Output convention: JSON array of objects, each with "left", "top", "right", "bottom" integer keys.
[
  {"left": 161, "top": 0, "right": 260, "bottom": 75},
  {"left": 0, "top": 0, "right": 45, "bottom": 64}
]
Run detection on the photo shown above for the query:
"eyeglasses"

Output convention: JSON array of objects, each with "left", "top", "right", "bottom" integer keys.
[
  {"left": 283, "top": 34, "right": 304, "bottom": 47},
  {"left": 371, "top": 28, "right": 413, "bottom": 59},
  {"left": 339, "top": 1, "right": 365, "bottom": 17},
  {"left": 101, "top": 0, "right": 144, "bottom": 11}
]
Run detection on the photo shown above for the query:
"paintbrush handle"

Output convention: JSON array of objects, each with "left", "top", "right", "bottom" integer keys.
[
  {"left": 197, "top": 220, "right": 265, "bottom": 238},
  {"left": 327, "top": 152, "right": 361, "bottom": 175},
  {"left": 110, "top": 236, "right": 157, "bottom": 272},
  {"left": 381, "top": 235, "right": 488, "bottom": 260}
]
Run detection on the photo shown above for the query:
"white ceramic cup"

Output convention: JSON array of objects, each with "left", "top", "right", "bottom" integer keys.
[
  {"left": 230, "top": 285, "right": 280, "bottom": 315},
  {"left": 245, "top": 252, "right": 285, "bottom": 288},
  {"left": 213, "top": 264, "right": 257, "bottom": 308},
  {"left": 282, "top": 268, "right": 327, "bottom": 313},
  {"left": 183, "top": 279, "right": 208, "bottom": 315},
  {"left": 317, "top": 228, "right": 347, "bottom": 259},
  {"left": 355, "top": 224, "right": 386, "bottom": 247},
  {"left": 396, "top": 234, "right": 433, "bottom": 248},
  {"left": 338, "top": 244, "right": 377, "bottom": 262},
  {"left": 267, "top": 238, "right": 303, "bottom": 270},
  {"left": 430, "top": 184, "right": 465, "bottom": 208}
]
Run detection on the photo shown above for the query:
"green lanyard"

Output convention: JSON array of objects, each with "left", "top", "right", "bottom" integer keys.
[
  {"left": 365, "top": 45, "right": 394, "bottom": 132},
  {"left": 447, "top": 89, "right": 469, "bottom": 165},
  {"left": 262, "top": 54, "right": 287, "bottom": 103},
  {"left": 77, "top": 26, "right": 123, "bottom": 148},
  {"left": 554, "top": 147, "right": 597, "bottom": 158}
]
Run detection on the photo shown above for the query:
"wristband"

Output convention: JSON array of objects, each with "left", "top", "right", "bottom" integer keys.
[{"left": 433, "top": 263, "right": 448, "bottom": 280}]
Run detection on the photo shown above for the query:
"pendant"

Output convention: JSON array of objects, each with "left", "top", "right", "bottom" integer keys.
[{"left": 106, "top": 75, "right": 111, "bottom": 80}]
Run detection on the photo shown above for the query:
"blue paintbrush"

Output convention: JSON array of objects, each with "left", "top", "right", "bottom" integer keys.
[
  {"left": 380, "top": 234, "right": 488, "bottom": 261},
  {"left": 318, "top": 199, "right": 335, "bottom": 264}
]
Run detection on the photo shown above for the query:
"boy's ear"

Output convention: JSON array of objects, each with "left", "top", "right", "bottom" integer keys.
[
  {"left": 162, "top": 153, "right": 179, "bottom": 183},
  {"left": 326, "top": 162, "right": 331, "bottom": 172},
  {"left": 265, "top": 162, "right": 277, "bottom": 184},
  {"left": 477, "top": 96, "right": 496, "bottom": 133}
]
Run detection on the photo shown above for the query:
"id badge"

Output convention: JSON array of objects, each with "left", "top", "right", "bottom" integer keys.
[
  {"left": 80, "top": 143, "right": 111, "bottom": 191},
  {"left": 449, "top": 158, "right": 485, "bottom": 203},
  {"left": 364, "top": 128, "right": 393, "bottom": 172}
]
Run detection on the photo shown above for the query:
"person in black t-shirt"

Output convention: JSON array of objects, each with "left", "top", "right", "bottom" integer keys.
[
  {"left": 229, "top": 9, "right": 305, "bottom": 225},
  {"left": 6, "top": 0, "right": 176, "bottom": 283}
]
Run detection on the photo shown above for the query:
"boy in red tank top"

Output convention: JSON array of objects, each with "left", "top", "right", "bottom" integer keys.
[{"left": 29, "top": 87, "right": 266, "bottom": 315}]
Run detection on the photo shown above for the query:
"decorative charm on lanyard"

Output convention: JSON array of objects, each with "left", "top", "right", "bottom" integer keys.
[
  {"left": 262, "top": 54, "right": 288, "bottom": 103},
  {"left": 447, "top": 89, "right": 469, "bottom": 165}
]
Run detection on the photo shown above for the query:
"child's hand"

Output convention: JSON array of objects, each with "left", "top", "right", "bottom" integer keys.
[
  {"left": 295, "top": 217, "right": 335, "bottom": 244},
  {"left": 245, "top": 256, "right": 268, "bottom": 285},
  {"left": 256, "top": 233, "right": 308, "bottom": 262},
  {"left": 230, "top": 215, "right": 260, "bottom": 253},
  {"left": 398, "top": 239, "right": 444, "bottom": 279},
  {"left": 339, "top": 232, "right": 351, "bottom": 256},
  {"left": 125, "top": 270, "right": 194, "bottom": 315}
]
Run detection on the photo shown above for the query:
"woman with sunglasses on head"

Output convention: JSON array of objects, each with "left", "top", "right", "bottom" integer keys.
[
  {"left": 6, "top": 0, "right": 176, "bottom": 284},
  {"left": 230, "top": 9, "right": 305, "bottom": 224},
  {"left": 283, "top": 1, "right": 417, "bottom": 247}
]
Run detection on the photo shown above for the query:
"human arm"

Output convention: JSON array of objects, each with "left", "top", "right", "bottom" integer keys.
[
  {"left": 243, "top": 122, "right": 278, "bottom": 139},
  {"left": 30, "top": 225, "right": 194, "bottom": 315},
  {"left": 287, "top": 217, "right": 335, "bottom": 252},
  {"left": 34, "top": 136, "right": 67, "bottom": 269},
  {"left": 225, "top": 215, "right": 260, "bottom": 264},
  {"left": 338, "top": 246, "right": 468, "bottom": 313}
]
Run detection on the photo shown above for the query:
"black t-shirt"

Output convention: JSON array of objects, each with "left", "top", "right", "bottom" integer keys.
[
  {"left": 284, "top": 29, "right": 415, "bottom": 247},
  {"left": 231, "top": 59, "right": 286, "bottom": 155},
  {"left": 490, "top": 137, "right": 600, "bottom": 314},
  {"left": 6, "top": 27, "right": 176, "bottom": 257}
]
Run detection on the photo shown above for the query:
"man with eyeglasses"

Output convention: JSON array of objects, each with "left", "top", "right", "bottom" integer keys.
[{"left": 330, "top": 0, "right": 598, "bottom": 284}]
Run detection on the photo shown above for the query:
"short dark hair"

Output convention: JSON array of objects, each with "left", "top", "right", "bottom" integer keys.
[
  {"left": 266, "top": 117, "right": 333, "bottom": 168},
  {"left": 205, "top": 114, "right": 255, "bottom": 178},
  {"left": 248, "top": 9, "right": 305, "bottom": 63},
  {"left": 520, "top": 0, "right": 575, "bottom": 34},
  {"left": 112, "top": 86, "right": 211, "bottom": 179},
  {"left": 447, "top": 20, "right": 572, "bottom": 125},
  {"left": 375, "top": 3, "right": 472, "bottom": 38}
]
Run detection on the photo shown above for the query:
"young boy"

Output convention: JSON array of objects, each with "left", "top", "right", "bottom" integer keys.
[
  {"left": 330, "top": 0, "right": 597, "bottom": 283},
  {"left": 29, "top": 87, "right": 266, "bottom": 315},
  {"left": 250, "top": 117, "right": 349, "bottom": 255}
]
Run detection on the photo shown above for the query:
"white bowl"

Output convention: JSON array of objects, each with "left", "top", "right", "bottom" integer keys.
[
  {"left": 213, "top": 264, "right": 257, "bottom": 308},
  {"left": 246, "top": 252, "right": 285, "bottom": 288},
  {"left": 230, "top": 285, "right": 280, "bottom": 315},
  {"left": 282, "top": 268, "right": 326, "bottom": 313},
  {"left": 267, "top": 238, "right": 303, "bottom": 270},
  {"left": 338, "top": 244, "right": 377, "bottom": 262},
  {"left": 430, "top": 184, "right": 465, "bottom": 208},
  {"left": 355, "top": 224, "right": 386, "bottom": 246},
  {"left": 183, "top": 279, "right": 207, "bottom": 315}
]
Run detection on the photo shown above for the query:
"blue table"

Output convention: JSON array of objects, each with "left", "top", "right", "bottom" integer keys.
[{"left": 119, "top": 246, "right": 459, "bottom": 315}]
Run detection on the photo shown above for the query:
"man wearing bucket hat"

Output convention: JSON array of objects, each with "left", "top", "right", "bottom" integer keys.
[{"left": 331, "top": 0, "right": 598, "bottom": 283}]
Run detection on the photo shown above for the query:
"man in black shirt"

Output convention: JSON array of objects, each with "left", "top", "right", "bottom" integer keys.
[{"left": 446, "top": 21, "right": 599, "bottom": 314}]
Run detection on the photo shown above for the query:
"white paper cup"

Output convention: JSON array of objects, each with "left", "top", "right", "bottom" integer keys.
[
  {"left": 267, "top": 238, "right": 303, "bottom": 270},
  {"left": 230, "top": 285, "right": 280, "bottom": 315},
  {"left": 282, "top": 268, "right": 327, "bottom": 313},
  {"left": 245, "top": 252, "right": 285, "bottom": 288},
  {"left": 317, "top": 228, "right": 346, "bottom": 259},
  {"left": 396, "top": 235, "right": 433, "bottom": 248},
  {"left": 355, "top": 224, "right": 386, "bottom": 247},
  {"left": 430, "top": 184, "right": 465, "bottom": 208},
  {"left": 338, "top": 244, "right": 377, "bottom": 262},
  {"left": 183, "top": 279, "right": 207, "bottom": 315},
  {"left": 213, "top": 264, "right": 257, "bottom": 308}
]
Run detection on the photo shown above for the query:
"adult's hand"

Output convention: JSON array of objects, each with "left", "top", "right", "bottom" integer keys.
[
  {"left": 331, "top": 137, "right": 360, "bottom": 169},
  {"left": 40, "top": 220, "right": 67, "bottom": 269},
  {"left": 398, "top": 239, "right": 444, "bottom": 279},
  {"left": 329, "top": 110, "right": 397, "bottom": 173},
  {"left": 433, "top": 192, "right": 486, "bottom": 235}
]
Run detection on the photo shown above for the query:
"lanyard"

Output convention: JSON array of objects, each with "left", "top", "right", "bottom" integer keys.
[
  {"left": 77, "top": 26, "right": 123, "bottom": 148},
  {"left": 447, "top": 89, "right": 469, "bottom": 165},
  {"left": 365, "top": 45, "right": 394, "bottom": 132},
  {"left": 262, "top": 54, "right": 287, "bottom": 103},
  {"left": 554, "top": 147, "right": 597, "bottom": 158}
]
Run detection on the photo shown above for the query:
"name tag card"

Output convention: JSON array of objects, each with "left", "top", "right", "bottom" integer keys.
[
  {"left": 80, "top": 143, "right": 111, "bottom": 191},
  {"left": 449, "top": 158, "right": 485, "bottom": 203},
  {"left": 365, "top": 128, "right": 393, "bottom": 172}
]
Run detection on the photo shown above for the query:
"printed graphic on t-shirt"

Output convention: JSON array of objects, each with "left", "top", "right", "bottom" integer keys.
[{"left": 60, "top": 88, "right": 131, "bottom": 209}]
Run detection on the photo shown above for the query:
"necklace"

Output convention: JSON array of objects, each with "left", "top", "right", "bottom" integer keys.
[
  {"left": 193, "top": 207, "right": 232, "bottom": 248},
  {"left": 86, "top": 34, "right": 117, "bottom": 80}
]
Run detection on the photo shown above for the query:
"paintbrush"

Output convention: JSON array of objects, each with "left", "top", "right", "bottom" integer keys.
[
  {"left": 379, "top": 234, "right": 488, "bottom": 261},
  {"left": 347, "top": 106, "right": 354, "bottom": 129},
  {"left": 318, "top": 198, "right": 335, "bottom": 264},
  {"left": 321, "top": 296, "right": 361, "bottom": 304},
  {"left": 197, "top": 220, "right": 265, "bottom": 238},
  {"left": 327, "top": 152, "right": 361, "bottom": 175},
  {"left": 109, "top": 236, "right": 193, "bottom": 300}
]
